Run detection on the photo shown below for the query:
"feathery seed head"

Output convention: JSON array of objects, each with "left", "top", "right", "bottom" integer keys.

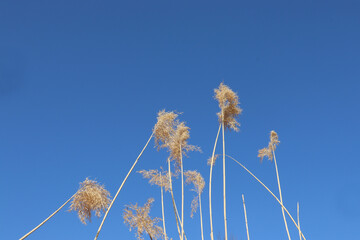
[
  {"left": 214, "top": 83, "right": 242, "bottom": 131},
  {"left": 184, "top": 170, "right": 205, "bottom": 218},
  {"left": 123, "top": 198, "right": 163, "bottom": 240},
  {"left": 168, "top": 122, "right": 200, "bottom": 168},
  {"left": 69, "top": 178, "right": 111, "bottom": 225},
  {"left": 153, "top": 110, "right": 179, "bottom": 150},
  {"left": 207, "top": 154, "right": 220, "bottom": 166},
  {"left": 258, "top": 130, "right": 280, "bottom": 162},
  {"left": 138, "top": 169, "right": 174, "bottom": 192}
]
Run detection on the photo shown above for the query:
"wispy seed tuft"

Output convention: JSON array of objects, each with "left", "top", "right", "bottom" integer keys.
[
  {"left": 214, "top": 83, "right": 242, "bottom": 131},
  {"left": 184, "top": 170, "right": 205, "bottom": 217},
  {"left": 69, "top": 178, "right": 111, "bottom": 225},
  {"left": 123, "top": 198, "right": 163, "bottom": 240},
  {"left": 258, "top": 130, "right": 280, "bottom": 162}
]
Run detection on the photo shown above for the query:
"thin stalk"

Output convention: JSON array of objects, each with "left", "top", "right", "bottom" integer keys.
[
  {"left": 19, "top": 193, "right": 76, "bottom": 240},
  {"left": 160, "top": 173, "right": 167, "bottom": 240},
  {"left": 180, "top": 144, "right": 184, "bottom": 240},
  {"left": 297, "top": 202, "right": 302, "bottom": 240},
  {"left": 242, "top": 194, "right": 250, "bottom": 240},
  {"left": 147, "top": 231, "right": 154, "bottom": 240},
  {"left": 222, "top": 111, "right": 228, "bottom": 240},
  {"left": 94, "top": 132, "right": 154, "bottom": 240},
  {"left": 226, "top": 155, "right": 306, "bottom": 240},
  {"left": 199, "top": 193, "right": 204, "bottom": 240},
  {"left": 168, "top": 158, "right": 182, "bottom": 240},
  {"left": 209, "top": 124, "right": 221, "bottom": 240},
  {"left": 273, "top": 150, "right": 291, "bottom": 240}
]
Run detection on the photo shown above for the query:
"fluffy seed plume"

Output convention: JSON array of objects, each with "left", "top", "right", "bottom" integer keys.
[
  {"left": 168, "top": 122, "right": 200, "bottom": 168},
  {"left": 138, "top": 169, "right": 175, "bottom": 192},
  {"left": 258, "top": 130, "right": 280, "bottom": 162},
  {"left": 69, "top": 178, "right": 111, "bottom": 225},
  {"left": 123, "top": 198, "right": 163, "bottom": 240},
  {"left": 153, "top": 110, "right": 179, "bottom": 150},
  {"left": 153, "top": 110, "right": 199, "bottom": 169},
  {"left": 207, "top": 154, "right": 220, "bottom": 166},
  {"left": 184, "top": 170, "right": 205, "bottom": 217},
  {"left": 214, "top": 83, "right": 242, "bottom": 131}
]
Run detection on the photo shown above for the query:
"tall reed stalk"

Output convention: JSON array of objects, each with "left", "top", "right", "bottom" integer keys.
[
  {"left": 19, "top": 193, "right": 76, "bottom": 240},
  {"left": 160, "top": 172, "right": 167, "bottom": 240},
  {"left": 180, "top": 144, "right": 184, "bottom": 240},
  {"left": 94, "top": 133, "right": 154, "bottom": 240},
  {"left": 221, "top": 110, "right": 228, "bottom": 240},
  {"left": 168, "top": 158, "right": 182, "bottom": 240},
  {"left": 227, "top": 155, "right": 306, "bottom": 240},
  {"left": 199, "top": 192, "right": 204, "bottom": 240},
  {"left": 273, "top": 150, "right": 291, "bottom": 240},
  {"left": 242, "top": 194, "right": 250, "bottom": 240},
  {"left": 209, "top": 124, "right": 221, "bottom": 240}
]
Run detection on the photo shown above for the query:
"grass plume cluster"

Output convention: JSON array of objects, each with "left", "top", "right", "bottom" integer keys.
[{"left": 20, "top": 83, "right": 307, "bottom": 240}]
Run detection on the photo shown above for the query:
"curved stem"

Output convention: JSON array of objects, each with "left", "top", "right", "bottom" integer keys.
[
  {"left": 273, "top": 150, "right": 291, "bottom": 240},
  {"left": 226, "top": 155, "right": 307, "bottom": 240},
  {"left": 94, "top": 132, "right": 154, "bottom": 240},
  {"left": 209, "top": 124, "right": 221, "bottom": 240},
  {"left": 242, "top": 194, "right": 250, "bottom": 240},
  {"left": 19, "top": 193, "right": 76, "bottom": 240}
]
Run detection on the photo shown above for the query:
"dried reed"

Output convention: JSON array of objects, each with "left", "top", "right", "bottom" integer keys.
[
  {"left": 184, "top": 170, "right": 205, "bottom": 240},
  {"left": 123, "top": 198, "right": 163, "bottom": 240},
  {"left": 69, "top": 178, "right": 111, "bottom": 224},
  {"left": 258, "top": 131, "right": 291, "bottom": 240},
  {"left": 214, "top": 83, "right": 242, "bottom": 240}
]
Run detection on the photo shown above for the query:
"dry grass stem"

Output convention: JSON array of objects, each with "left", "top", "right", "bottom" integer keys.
[
  {"left": 19, "top": 193, "right": 76, "bottom": 240},
  {"left": 242, "top": 194, "right": 250, "bottom": 240},
  {"left": 214, "top": 83, "right": 242, "bottom": 131},
  {"left": 94, "top": 132, "right": 154, "bottom": 240},
  {"left": 123, "top": 198, "right": 163, "bottom": 240},
  {"left": 69, "top": 178, "right": 111, "bottom": 225}
]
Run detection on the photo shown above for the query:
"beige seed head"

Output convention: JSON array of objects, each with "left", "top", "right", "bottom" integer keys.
[
  {"left": 138, "top": 169, "right": 175, "bottom": 192},
  {"left": 69, "top": 178, "right": 111, "bottom": 225},
  {"left": 153, "top": 110, "right": 179, "bottom": 150},
  {"left": 123, "top": 198, "right": 163, "bottom": 240},
  {"left": 214, "top": 83, "right": 242, "bottom": 131},
  {"left": 258, "top": 130, "right": 280, "bottom": 162},
  {"left": 207, "top": 154, "right": 220, "bottom": 166},
  {"left": 184, "top": 170, "right": 205, "bottom": 217}
]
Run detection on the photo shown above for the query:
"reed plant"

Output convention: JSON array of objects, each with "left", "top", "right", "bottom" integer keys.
[{"left": 20, "top": 83, "right": 308, "bottom": 240}]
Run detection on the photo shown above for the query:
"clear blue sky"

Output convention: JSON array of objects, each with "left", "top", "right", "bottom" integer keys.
[{"left": 1, "top": 1, "right": 359, "bottom": 239}]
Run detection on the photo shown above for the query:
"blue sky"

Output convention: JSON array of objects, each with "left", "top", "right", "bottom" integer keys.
[{"left": 1, "top": 1, "right": 359, "bottom": 239}]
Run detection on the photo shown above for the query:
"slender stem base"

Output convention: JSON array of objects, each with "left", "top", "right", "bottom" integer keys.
[
  {"left": 242, "top": 194, "right": 250, "bottom": 240},
  {"left": 273, "top": 151, "right": 291, "bottom": 240},
  {"left": 94, "top": 133, "right": 154, "bottom": 240},
  {"left": 19, "top": 193, "right": 76, "bottom": 240},
  {"left": 209, "top": 124, "right": 221, "bottom": 240},
  {"left": 222, "top": 117, "right": 228, "bottom": 240}
]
